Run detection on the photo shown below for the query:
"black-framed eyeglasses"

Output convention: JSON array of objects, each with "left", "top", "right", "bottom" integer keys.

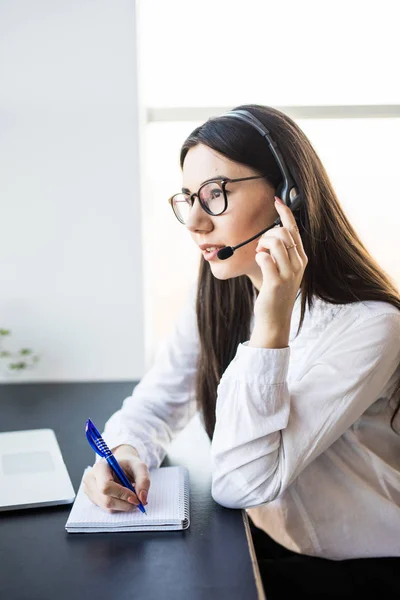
[{"left": 168, "top": 175, "right": 268, "bottom": 225}]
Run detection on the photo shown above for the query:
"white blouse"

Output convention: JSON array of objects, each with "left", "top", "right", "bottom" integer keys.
[{"left": 100, "top": 282, "right": 400, "bottom": 560}]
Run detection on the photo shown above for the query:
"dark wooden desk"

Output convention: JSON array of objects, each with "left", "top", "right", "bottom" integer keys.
[{"left": 0, "top": 382, "right": 264, "bottom": 600}]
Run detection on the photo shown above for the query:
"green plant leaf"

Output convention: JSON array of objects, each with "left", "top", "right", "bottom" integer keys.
[
  {"left": 9, "top": 361, "right": 27, "bottom": 370},
  {"left": 0, "top": 329, "right": 11, "bottom": 336}
]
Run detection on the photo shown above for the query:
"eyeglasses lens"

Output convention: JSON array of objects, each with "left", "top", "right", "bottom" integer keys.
[{"left": 172, "top": 182, "right": 225, "bottom": 224}]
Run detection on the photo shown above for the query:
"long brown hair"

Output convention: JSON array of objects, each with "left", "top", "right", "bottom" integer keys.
[{"left": 179, "top": 104, "right": 400, "bottom": 440}]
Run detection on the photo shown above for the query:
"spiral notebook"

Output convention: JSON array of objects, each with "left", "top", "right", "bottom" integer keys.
[{"left": 65, "top": 465, "right": 190, "bottom": 533}]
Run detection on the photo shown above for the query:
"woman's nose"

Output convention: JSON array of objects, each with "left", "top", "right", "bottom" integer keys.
[{"left": 185, "top": 197, "right": 211, "bottom": 231}]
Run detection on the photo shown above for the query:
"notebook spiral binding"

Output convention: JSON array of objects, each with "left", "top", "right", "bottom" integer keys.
[{"left": 180, "top": 468, "right": 190, "bottom": 529}]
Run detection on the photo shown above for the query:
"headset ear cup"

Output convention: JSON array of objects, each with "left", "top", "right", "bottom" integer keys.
[
  {"left": 292, "top": 194, "right": 303, "bottom": 228},
  {"left": 275, "top": 183, "right": 283, "bottom": 202}
]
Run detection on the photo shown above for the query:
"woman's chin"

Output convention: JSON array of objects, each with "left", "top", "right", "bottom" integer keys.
[{"left": 208, "top": 261, "right": 242, "bottom": 280}]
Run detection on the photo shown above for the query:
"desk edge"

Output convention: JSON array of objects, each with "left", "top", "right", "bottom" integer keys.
[{"left": 242, "top": 510, "right": 266, "bottom": 600}]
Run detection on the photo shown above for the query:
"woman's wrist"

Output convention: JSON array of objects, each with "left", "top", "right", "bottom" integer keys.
[
  {"left": 249, "top": 321, "right": 290, "bottom": 349},
  {"left": 112, "top": 444, "right": 140, "bottom": 459}
]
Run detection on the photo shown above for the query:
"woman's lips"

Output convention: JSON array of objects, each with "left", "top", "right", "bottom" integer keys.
[{"left": 202, "top": 247, "right": 224, "bottom": 261}]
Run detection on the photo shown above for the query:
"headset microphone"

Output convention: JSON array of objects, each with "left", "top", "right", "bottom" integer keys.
[{"left": 216, "top": 110, "right": 303, "bottom": 261}]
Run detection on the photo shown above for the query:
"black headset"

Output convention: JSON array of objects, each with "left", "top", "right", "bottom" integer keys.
[{"left": 216, "top": 109, "right": 303, "bottom": 260}]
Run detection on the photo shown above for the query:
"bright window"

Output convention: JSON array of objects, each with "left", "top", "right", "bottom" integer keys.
[{"left": 138, "top": 0, "right": 399, "bottom": 107}]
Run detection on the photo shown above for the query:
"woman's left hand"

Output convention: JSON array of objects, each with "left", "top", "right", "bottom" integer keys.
[{"left": 253, "top": 196, "right": 308, "bottom": 333}]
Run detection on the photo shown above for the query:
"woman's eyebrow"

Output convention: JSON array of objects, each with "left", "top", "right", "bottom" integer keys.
[{"left": 181, "top": 174, "right": 230, "bottom": 194}]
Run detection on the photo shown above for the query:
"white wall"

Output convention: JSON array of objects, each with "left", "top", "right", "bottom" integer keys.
[{"left": 0, "top": 1, "right": 145, "bottom": 382}]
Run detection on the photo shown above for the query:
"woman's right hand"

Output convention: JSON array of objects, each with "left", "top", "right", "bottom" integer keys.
[{"left": 83, "top": 444, "right": 150, "bottom": 513}]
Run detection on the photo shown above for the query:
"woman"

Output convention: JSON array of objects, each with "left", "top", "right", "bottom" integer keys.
[{"left": 83, "top": 104, "right": 400, "bottom": 597}]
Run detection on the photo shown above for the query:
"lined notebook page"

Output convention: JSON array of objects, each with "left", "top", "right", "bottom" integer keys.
[{"left": 66, "top": 465, "right": 189, "bottom": 529}]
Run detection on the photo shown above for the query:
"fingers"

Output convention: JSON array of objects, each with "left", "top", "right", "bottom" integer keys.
[
  {"left": 255, "top": 196, "right": 308, "bottom": 277},
  {"left": 256, "top": 231, "right": 301, "bottom": 279},
  {"left": 83, "top": 458, "right": 151, "bottom": 513},
  {"left": 83, "top": 462, "right": 136, "bottom": 513},
  {"left": 132, "top": 461, "right": 151, "bottom": 506},
  {"left": 113, "top": 446, "right": 150, "bottom": 505},
  {"left": 274, "top": 196, "right": 308, "bottom": 264},
  {"left": 254, "top": 246, "right": 282, "bottom": 285}
]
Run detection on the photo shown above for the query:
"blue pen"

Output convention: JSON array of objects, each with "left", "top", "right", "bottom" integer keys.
[{"left": 85, "top": 418, "right": 146, "bottom": 515}]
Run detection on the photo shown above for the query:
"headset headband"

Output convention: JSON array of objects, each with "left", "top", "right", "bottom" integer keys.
[{"left": 221, "top": 109, "right": 299, "bottom": 207}]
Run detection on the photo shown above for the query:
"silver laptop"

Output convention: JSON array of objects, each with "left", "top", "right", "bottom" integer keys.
[{"left": 0, "top": 428, "right": 75, "bottom": 511}]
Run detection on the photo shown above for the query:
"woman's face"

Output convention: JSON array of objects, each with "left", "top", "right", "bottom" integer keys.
[{"left": 182, "top": 143, "right": 279, "bottom": 290}]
